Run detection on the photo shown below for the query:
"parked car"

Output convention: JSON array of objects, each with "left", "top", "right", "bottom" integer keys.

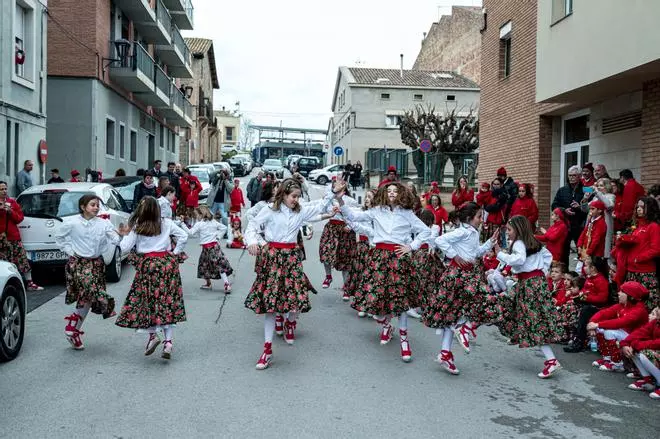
[
  {"left": 286, "top": 154, "right": 302, "bottom": 170},
  {"left": 308, "top": 164, "right": 345, "bottom": 185},
  {"left": 0, "top": 261, "right": 26, "bottom": 362},
  {"left": 212, "top": 162, "right": 234, "bottom": 180},
  {"left": 262, "top": 159, "right": 285, "bottom": 179},
  {"left": 228, "top": 157, "right": 247, "bottom": 176},
  {"left": 233, "top": 154, "right": 253, "bottom": 173},
  {"left": 16, "top": 183, "right": 131, "bottom": 282},
  {"left": 293, "top": 156, "right": 322, "bottom": 177},
  {"left": 187, "top": 165, "right": 214, "bottom": 199},
  {"left": 103, "top": 176, "right": 141, "bottom": 212}
]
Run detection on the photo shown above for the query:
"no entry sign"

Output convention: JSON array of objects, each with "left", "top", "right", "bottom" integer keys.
[{"left": 420, "top": 139, "right": 432, "bottom": 153}]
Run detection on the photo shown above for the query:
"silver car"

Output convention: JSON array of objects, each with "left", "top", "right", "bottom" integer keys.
[
  {"left": 262, "top": 159, "right": 285, "bottom": 179},
  {"left": 0, "top": 261, "right": 27, "bottom": 361}
]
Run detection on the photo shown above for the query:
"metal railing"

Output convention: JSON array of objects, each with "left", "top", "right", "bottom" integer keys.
[
  {"left": 172, "top": 26, "right": 191, "bottom": 66},
  {"left": 182, "top": 96, "right": 193, "bottom": 120},
  {"left": 133, "top": 42, "right": 154, "bottom": 75},
  {"left": 183, "top": 0, "right": 194, "bottom": 26},
  {"left": 154, "top": 64, "right": 170, "bottom": 96},
  {"left": 156, "top": 0, "right": 172, "bottom": 33},
  {"left": 171, "top": 85, "right": 184, "bottom": 110}
]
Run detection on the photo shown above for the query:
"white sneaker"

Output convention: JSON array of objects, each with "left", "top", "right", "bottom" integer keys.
[
  {"left": 357, "top": 311, "right": 366, "bottom": 318},
  {"left": 538, "top": 359, "right": 562, "bottom": 378},
  {"left": 406, "top": 309, "right": 421, "bottom": 319}
]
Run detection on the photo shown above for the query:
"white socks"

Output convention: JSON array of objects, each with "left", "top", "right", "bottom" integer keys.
[
  {"left": 264, "top": 314, "right": 275, "bottom": 343},
  {"left": 441, "top": 327, "right": 453, "bottom": 351},
  {"left": 163, "top": 326, "right": 173, "bottom": 341},
  {"left": 342, "top": 271, "right": 349, "bottom": 285},
  {"left": 541, "top": 345, "right": 556, "bottom": 361},
  {"left": 324, "top": 264, "right": 332, "bottom": 276},
  {"left": 286, "top": 311, "right": 298, "bottom": 323},
  {"left": 634, "top": 353, "right": 660, "bottom": 382},
  {"left": 220, "top": 273, "right": 229, "bottom": 284},
  {"left": 75, "top": 305, "right": 91, "bottom": 329},
  {"left": 399, "top": 312, "right": 408, "bottom": 331}
]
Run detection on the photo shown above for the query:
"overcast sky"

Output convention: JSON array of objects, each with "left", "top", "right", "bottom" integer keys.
[{"left": 183, "top": 0, "right": 482, "bottom": 130}]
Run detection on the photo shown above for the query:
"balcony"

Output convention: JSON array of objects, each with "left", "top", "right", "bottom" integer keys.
[
  {"left": 135, "top": 0, "right": 172, "bottom": 45},
  {"left": 163, "top": 0, "right": 194, "bottom": 30},
  {"left": 155, "top": 25, "right": 193, "bottom": 78},
  {"left": 156, "top": 84, "right": 193, "bottom": 128},
  {"left": 135, "top": 64, "right": 171, "bottom": 108},
  {"left": 113, "top": 0, "right": 155, "bottom": 25},
  {"left": 109, "top": 42, "right": 155, "bottom": 94}
]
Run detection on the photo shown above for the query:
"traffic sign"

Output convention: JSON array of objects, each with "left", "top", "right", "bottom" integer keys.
[
  {"left": 333, "top": 146, "right": 344, "bottom": 156},
  {"left": 38, "top": 140, "right": 48, "bottom": 163},
  {"left": 420, "top": 139, "right": 432, "bottom": 153}
]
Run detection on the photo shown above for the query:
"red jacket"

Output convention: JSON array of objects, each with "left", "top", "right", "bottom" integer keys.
[
  {"left": 550, "top": 278, "right": 570, "bottom": 306},
  {"left": 475, "top": 190, "right": 491, "bottom": 208},
  {"left": 230, "top": 188, "right": 245, "bottom": 209},
  {"left": 616, "top": 220, "right": 660, "bottom": 274},
  {"left": 580, "top": 273, "right": 610, "bottom": 307},
  {"left": 590, "top": 301, "right": 648, "bottom": 334},
  {"left": 423, "top": 188, "right": 441, "bottom": 202},
  {"left": 0, "top": 197, "right": 24, "bottom": 241},
  {"left": 535, "top": 220, "right": 568, "bottom": 262},
  {"left": 483, "top": 254, "right": 499, "bottom": 271},
  {"left": 510, "top": 196, "right": 539, "bottom": 226},
  {"left": 618, "top": 179, "right": 646, "bottom": 224},
  {"left": 426, "top": 205, "right": 448, "bottom": 227},
  {"left": 577, "top": 215, "right": 606, "bottom": 257},
  {"left": 451, "top": 189, "right": 474, "bottom": 210},
  {"left": 613, "top": 193, "right": 625, "bottom": 231},
  {"left": 620, "top": 319, "right": 660, "bottom": 351},
  {"left": 180, "top": 176, "right": 202, "bottom": 208},
  {"left": 378, "top": 177, "right": 398, "bottom": 188}
]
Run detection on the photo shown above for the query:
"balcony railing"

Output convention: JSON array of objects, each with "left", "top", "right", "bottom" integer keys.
[
  {"left": 156, "top": 0, "right": 172, "bottom": 33},
  {"left": 108, "top": 41, "right": 155, "bottom": 94},
  {"left": 182, "top": 0, "right": 194, "bottom": 27},
  {"left": 183, "top": 97, "right": 193, "bottom": 121},
  {"left": 134, "top": 43, "right": 154, "bottom": 75},
  {"left": 154, "top": 64, "right": 170, "bottom": 97},
  {"left": 169, "top": 0, "right": 194, "bottom": 30},
  {"left": 172, "top": 26, "right": 191, "bottom": 68}
]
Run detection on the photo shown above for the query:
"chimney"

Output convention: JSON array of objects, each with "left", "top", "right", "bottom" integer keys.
[{"left": 400, "top": 54, "right": 404, "bottom": 80}]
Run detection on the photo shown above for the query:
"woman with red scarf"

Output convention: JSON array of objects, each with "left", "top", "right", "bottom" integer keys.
[
  {"left": 451, "top": 176, "right": 474, "bottom": 210},
  {"left": 510, "top": 183, "right": 539, "bottom": 229},
  {"left": 535, "top": 208, "right": 569, "bottom": 262}
]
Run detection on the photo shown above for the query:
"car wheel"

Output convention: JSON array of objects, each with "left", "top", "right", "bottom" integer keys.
[
  {"left": 317, "top": 175, "right": 328, "bottom": 185},
  {"left": 0, "top": 283, "right": 25, "bottom": 362},
  {"left": 106, "top": 247, "right": 122, "bottom": 283}
]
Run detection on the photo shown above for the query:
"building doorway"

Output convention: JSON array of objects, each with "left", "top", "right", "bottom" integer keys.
[
  {"left": 147, "top": 133, "right": 155, "bottom": 167},
  {"left": 560, "top": 110, "right": 590, "bottom": 184}
]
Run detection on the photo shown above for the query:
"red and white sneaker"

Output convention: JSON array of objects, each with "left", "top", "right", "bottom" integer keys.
[
  {"left": 628, "top": 377, "right": 655, "bottom": 392},
  {"left": 599, "top": 361, "right": 624, "bottom": 372},
  {"left": 256, "top": 342, "right": 273, "bottom": 370},
  {"left": 378, "top": 322, "right": 393, "bottom": 345},
  {"left": 145, "top": 333, "right": 161, "bottom": 356},
  {"left": 454, "top": 325, "right": 471, "bottom": 354},
  {"left": 437, "top": 350, "right": 459, "bottom": 375},
  {"left": 275, "top": 314, "right": 284, "bottom": 336},
  {"left": 538, "top": 359, "right": 562, "bottom": 378},
  {"left": 284, "top": 320, "right": 296, "bottom": 345},
  {"left": 65, "top": 329, "right": 85, "bottom": 350},
  {"left": 357, "top": 311, "right": 366, "bottom": 318},
  {"left": 64, "top": 313, "right": 82, "bottom": 336},
  {"left": 399, "top": 329, "right": 412, "bottom": 362},
  {"left": 26, "top": 281, "right": 44, "bottom": 291},
  {"left": 342, "top": 290, "right": 350, "bottom": 302},
  {"left": 592, "top": 358, "right": 610, "bottom": 368},
  {"left": 650, "top": 388, "right": 660, "bottom": 400},
  {"left": 224, "top": 282, "right": 232, "bottom": 294},
  {"left": 161, "top": 340, "right": 173, "bottom": 360},
  {"left": 322, "top": 275, "right": 332, "bottom": 289}
]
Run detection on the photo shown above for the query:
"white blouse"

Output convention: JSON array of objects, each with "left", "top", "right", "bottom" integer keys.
[
  {"left": 158, "top": 196, "right": 173, "bottom": 219},
  {"left": 347, "top": 216, "right": 375, "bottom": 242},
  {"left": 341, "top": 205, "right": 431, "bottom": 250},
  {"left": 120, "top": 218, "right": 188, "bottom": 255},
  {"left": 326, "top": 195, "right": 359, "bottom": 220},
  {"left": 435, "top": 223, "right": 493, "bottom": 262},
  {"left": 497, "top": 240, "right": 553, "bottom": 274},
  {"left": 245, "top": 195, "right": 334, "bottom": 246},
  {"left": 186, "top": 219, "right": 228, "bottom": 245},
  {"left": 55, "top": 215, "right": 121, "bottom": 258}
]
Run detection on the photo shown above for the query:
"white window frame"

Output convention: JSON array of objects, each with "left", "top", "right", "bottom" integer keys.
[
  {"left": 119, "top": 122, "right": 126, "bottom": 161},
  {"left": 385, "top": 115, "right": 401, "bottom": 128},
  {"left": 12, "top": 0, "right": 37, "bottom": 90},
  {"left": 105, "top": 116, "right": 116, "bottom": 158},
  {"left": 413, "top": 93, "right": 423, "bottom": 101},
  {"left": 559, "top": 108, "right": 590, "bottom": 183},
  {"left": 129, "top": 129, "right": 138, "bottom": 164}
]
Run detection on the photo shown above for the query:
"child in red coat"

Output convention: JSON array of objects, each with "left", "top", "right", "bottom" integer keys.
[
  {"left": 229, "top": 179, "right": 246, "bottom": 216},
  {"left": 425, "top": 194, "right": 448, "bottom": 229},
  {"left": 536, "top": 208, "right": 569, "bottom": 262},
  {"left": 548, "top": 262, "right": 569, "bottom": 306},
  {"left": 621, "top": 306, "right": 660, "bottom": 399},
  {"left": 510, "top": 183, "right": 539, "bottom": 229},
  {"left": 577, "top": 199, "right": 607, "bottom": 260},
  {"left": 587, "top": 281, "right": 649, "bottom": 372}
]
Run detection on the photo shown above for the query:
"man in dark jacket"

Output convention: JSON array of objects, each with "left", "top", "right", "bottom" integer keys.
[
  {"left": 133, "top": 171, "right": 157, "bottom": 205},
  {"left": 165, "top": 161, "right": 181, "bottom": 198},
  {"left": 551, "top": 165, "right": 586, "bottom": 266},
  {"left": 247, "top": 171, "right": 264, "bottom": 207},
  {"left": 497, "top": 167, "right": 518, "bottom": 219},
  {"left": 47, "top": 169, "right": 64, "bottom": 184},
  {"left": 152, "top": 160, "right": 164, "bottom": 178}
]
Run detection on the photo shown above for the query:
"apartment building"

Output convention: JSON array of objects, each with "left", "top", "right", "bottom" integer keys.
[
  {"left": 479, "top": 0, "right": 660, "bottom": 220},
  {"left": 46, "top": 0, "right": 195, "bottom": 177},
  {"left": 214, "top": 109, "right": 240, "bottom": 150},
  {"left": 180, "top": 37, "right": 219, "bottom": 165},
  {"left": 1, "top": 0, "right": 48, "bottom": 194},
  {"left": 329, "top": 66, "right": 480, "bottom": 166}
]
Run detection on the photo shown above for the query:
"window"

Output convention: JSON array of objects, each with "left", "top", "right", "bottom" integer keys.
[
  {"left": 159, "top": 125, "right": 164, "bottom": 149},
  {"left": 171, "top": 132, "right": 176, "bottom": 153},
  {"left": 413, "top": 94, "right": 423, "bottom": 101},
  {"left": 499, "top": 21, "right": 512, "bottom": 79},
  {"left": 380, "top": 93, "right": 390, "bottom": 100},
  {"left": 130, "top": 129, "right": 137, "bottom": 162},
  {"left": 226, "top": 126, "right": 234, "bottom": 141},
  {"left": 165, "top": 130, "right": 170, "bottom": 151},
  {"left": 552, "top": 0, "right": 573, "bottom": 24},
  {"left": 119, "top": 123, "right": 125, "bottom": 160},
  {"left": 14, "top": 5, "right": 25, "bottom": 77},
  {"left": 5, "top": 121, "right": 11, "bottom": 176},
  {"left": 14, "top": 123, "right": 20, "bottom": 175},
  {"left": 105, "top": 118, "right": 115, "bottom": 156},
  {"left": 385, "top": 115, "right": 401, "bottom": 128},
  {"left": 446, "top": 95, "right": 456, "bottom": 101},
  {"left": 560, "top": 111, "right": 590, "bottom": 183},
  {"left": 13, "top": 0, "right": 35, "bottom": 87},
  {"left": 564, "top": 115, "right": 589, "bottom": 144}
]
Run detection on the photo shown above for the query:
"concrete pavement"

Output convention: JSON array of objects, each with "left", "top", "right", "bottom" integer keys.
[{"left": 1, "top": 176, "right": 657, "bottom": 439}]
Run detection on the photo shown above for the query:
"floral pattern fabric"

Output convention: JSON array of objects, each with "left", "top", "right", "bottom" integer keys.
[
  {"left": 626, "top": 271, "right": 659, "bottom": 310},
  {"left": 319, "top": 222, "right": 356, "bottom": 271},
  {"left": 115, "top": 254, "right": 186, "bottom": 329},
  {"left": 411, "top": 248, "right": 444, "bottom": 302},
  {"left": 344, "top": 240, "right": 370, "bottom": 298},
  {"left": 197, "top": 245, "right": 233, "bottom": 279},
  {"left": 0, "top": 239, "right": 31, "bottom": 274},
  {"left": 65, "top": 256, "right": 115, "bottom": 318}
]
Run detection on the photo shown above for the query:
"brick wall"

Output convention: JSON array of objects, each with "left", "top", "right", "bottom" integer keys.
[
  {"left": 413, "top": 6, "right": 482, "bottom": 84},
  {"left": 641, "top": 78, "right": 660, "bottom": 185}
]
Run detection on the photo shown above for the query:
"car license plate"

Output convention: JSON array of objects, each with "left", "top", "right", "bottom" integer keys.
[{"left": 32, "top": 250, "right": 68, "bottom": 262}]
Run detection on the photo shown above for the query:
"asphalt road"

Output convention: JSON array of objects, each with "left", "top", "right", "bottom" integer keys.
[{"left": 3, "top": 174, "right": 657, "bottom": 439}]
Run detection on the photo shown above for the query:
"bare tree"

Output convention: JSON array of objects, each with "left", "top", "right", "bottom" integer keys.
[{"left": 239, "top": 116, "right": 256, "bottom": 151}]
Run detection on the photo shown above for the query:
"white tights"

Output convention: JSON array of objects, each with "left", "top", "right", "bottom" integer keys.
[
  {"left": 74, "top": 304, "right": 91, "bottom": 329},
  {"left": 633, "top": 353, "right": 660, "bottom": 382},
  {"left": 435, "top": 327, "right": 454, "bottom": 351},
  {"left": 264, "top": 314, "right": 275, "bottom": 343},
  {"left": 540, "top": 345, "right": 556, "bottom": 361},
  {"left": 146, "top": 325, "right": 174, "bottom": 341}
]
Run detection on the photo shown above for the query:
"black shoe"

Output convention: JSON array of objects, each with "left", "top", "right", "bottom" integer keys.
[{"left": 563, "top": 344, "right": 584, "bottom": 353}]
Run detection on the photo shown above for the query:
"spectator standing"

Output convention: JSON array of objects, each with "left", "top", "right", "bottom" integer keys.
[
  {"left": 510, "top": 183, "right": 539, "bottom": 229},
  {"left": 69, "top": 170, "right": 82, "bottom": 182},
  {"left": 617, "top": 169, "right": 646, "bottom": 228},
  {"left": 552, "top": 165, "right": 587, "bottom": 266},
  {"left": 451, "top": 175, "right": 474, "bottom": 210},
  {"left": 133, "top": 171, "right": 157, "bottom": 205},
  {"left": 496, "top": 167, "right": 518, "bottom": 219},
  {"left": 206, "top": 170, "right": 233, "bottom": 226},
  {"left": 180, "top": 168, "right": 202, "bottom": 221},
  {"left": 151, "top": 160, "right": 164, "bottom": 178},
  {"left": 164, "top": 162, "right": 181, "bottom": 198},
  {"left": 351, "top": 161, "right": 363, "bottom": 190},
  {"left": 229, "top": 179, "right": 246, "bottom": 216},
  {"left": 342, "top": 160, "right": 353, "bottom": 181},
  {"left": 16, "top": 160, "right": 34, "bottom": 195},
  {"left": 378, "top": 166, "right": 399, "bottom": 188},
  {"left": 246, "top": 172, "right": 264, "bottom": 207},
  {"left": 581, "top": 163, "right": 596, "bottom": 188},
  {"left": 114, "top": 168, "right": 126, "bottom": 177},
  {"left": 594, "top": 164, "right": 610, "bottom": 180},
  {"left": 47, "top": 169, "right": 64, "bottom": 184}
]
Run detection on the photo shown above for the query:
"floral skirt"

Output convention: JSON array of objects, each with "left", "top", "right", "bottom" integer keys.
[
  {"left": 554, "top": 302, "right": 580, "bottom": 341},
  {"left": 344, "top": 240, "right": 370, "bottom": 298},
  {"left": 497, "top": 275, "right": 563, "bottom": 348},
  {"left": 411, "top": 248, "right": 444, "bottom": 300},
  {"left": 0, "top": 239, "right": 31, "bottom": 274},
  {"left": 244, "top": 246, "right": 315, "bottom": 314},
  {"left": 421, "top": 262, "right": 501, "bottom": 328},
  {"left": 65, "top": 256, "right": 115, "bottom": 318},
  {"left": 640, "top": 349, "right": 660, "bottom": 369},
  {"left": 319, "top": 222, "right": 356, "bottom": 271},
  {"left": 626, "top": 271, "right": 659, "bottom": 310},
  {"left": 115, "top": 253, "right": 186, "bottom": 329},
  {"left": 351, "top": 247, "right": 418, "bottom": 316},
  {"left": 198, "top": 244, "right": 233, "bottom": 279}
]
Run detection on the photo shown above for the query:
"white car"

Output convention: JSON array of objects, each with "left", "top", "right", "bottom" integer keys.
[
  {"left": 187, "top": 165, "right": 214, "bottom": 199},
  {"left": 16, "top": 183, "right": 131, "bottom": 282},
  {"left": 308, "top": 164, "right": 345, "bottom": 185},
  {"left": 0, "top": 261, "right": 26, "bottom": 362}
]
